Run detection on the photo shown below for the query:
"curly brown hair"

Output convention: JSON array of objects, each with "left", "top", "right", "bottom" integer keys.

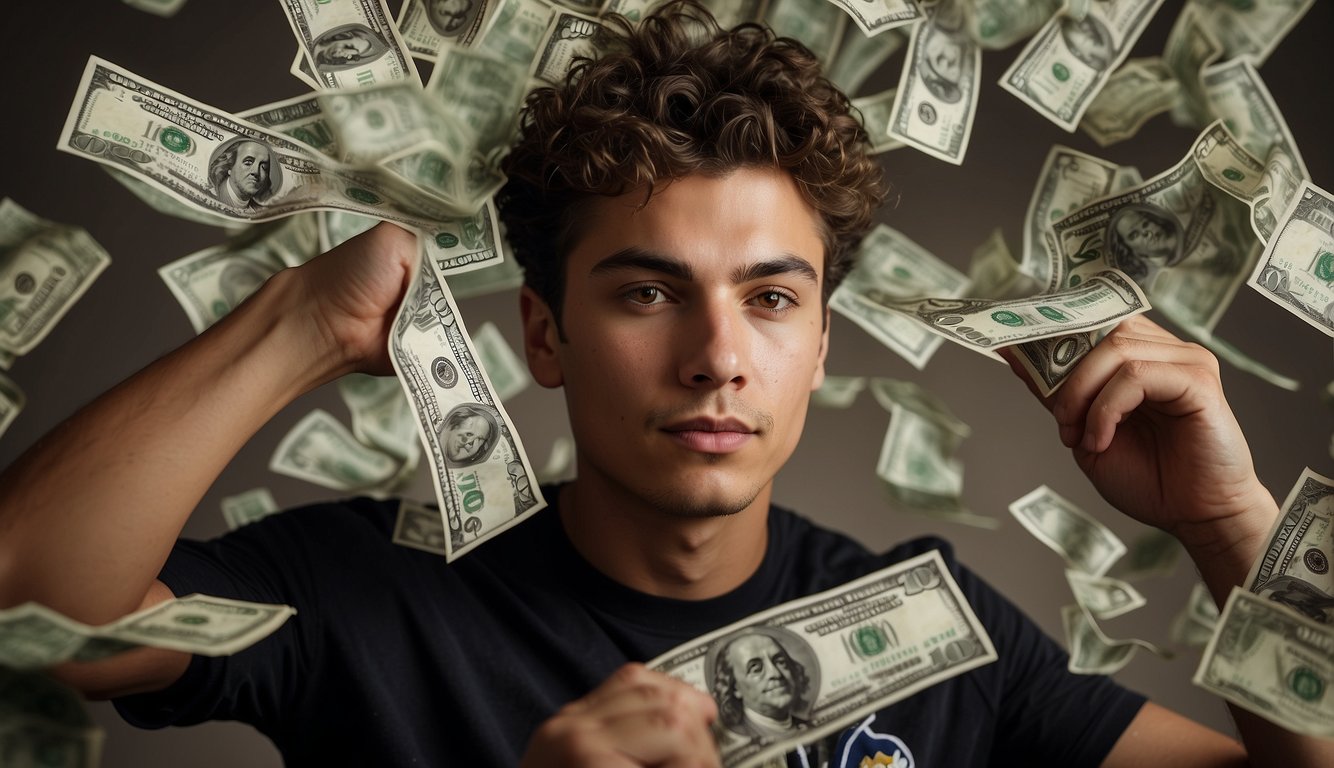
[{"left": 496, "top": 0, "right": 886, "bottom": 330}]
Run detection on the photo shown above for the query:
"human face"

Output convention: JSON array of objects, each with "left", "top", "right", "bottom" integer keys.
[
  {"left": 535, "top": 168, "right": 829, "bottom": 518},
  {"left": 445, "top": 414, "right": 492, "bottom": 463},
  {"left": 229, "top": 142, "right": 271, "bottom": 199},
  {"left": 321, "top": 33, "right": 373, "bottom": 63},
  {"left": 727, "top": 635, "right": 797, "bottom": 719},
  {"left": 1114, "top": 210, "right": 1176, "bottom": 261}
]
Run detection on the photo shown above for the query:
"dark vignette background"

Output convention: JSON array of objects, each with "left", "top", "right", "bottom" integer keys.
[{"left": 0, "top": 1, "right": 1330, "bottom": 765}]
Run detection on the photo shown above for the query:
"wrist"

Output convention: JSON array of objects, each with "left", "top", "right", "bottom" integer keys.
[
  {"left": 1174, "top": 483, "right": 1279, "bottom": 600},
  {"left": 236, "top": 268, "right": 353, "bottom": 398}
]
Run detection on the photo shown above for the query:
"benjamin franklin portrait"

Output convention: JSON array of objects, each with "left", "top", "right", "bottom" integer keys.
[
  {"left": 1105, "top": 202, "right": 1186, "bottom": 284},
  {"left": 311, "top": 24, "right": 390, "bottom": 72},
  {"left": 706, "top": 627, "right": 819, "bottom": 743}
]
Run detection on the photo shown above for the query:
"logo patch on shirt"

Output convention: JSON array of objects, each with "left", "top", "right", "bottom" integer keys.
[{"left": 835, "top": 715, "right": 914, "bottom": 768}]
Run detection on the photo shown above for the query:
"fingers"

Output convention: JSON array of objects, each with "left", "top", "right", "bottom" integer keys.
[
  {"left": 1049, "top": 322, "right": 1220, "bottom": 452},
  {"left": 524, "top": 664, "right": 720, "bottom": 768}
]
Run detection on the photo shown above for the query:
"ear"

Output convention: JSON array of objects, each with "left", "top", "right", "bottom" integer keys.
[
  {"left": 810, "top": 305, "right": 830, "bottom": 392},
  {"left": 520, "top": 286, "right": 564, "bottom": 388}
]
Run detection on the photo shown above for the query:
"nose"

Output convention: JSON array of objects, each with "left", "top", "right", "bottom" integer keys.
[{"left": 678, "top": 297, "right": 748, "bottom": 390}]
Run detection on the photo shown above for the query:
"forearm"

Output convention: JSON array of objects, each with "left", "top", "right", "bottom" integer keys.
[
  {"left": 1179, "top": 492, "right": 1334, "bottom": 766},
  {"left": 0, "top": 268, "right": 343, "bottom": 622}
]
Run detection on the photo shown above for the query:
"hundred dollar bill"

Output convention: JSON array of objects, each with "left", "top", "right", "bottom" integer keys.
[
  {"left": 1021, "top": 145, "right": 1122, "bottom": 284},
  {"left": 999, "top": 0, "right": 1167, "bottom": 131},
  {"left": 888, "top": 4, "right": 980, "bottom": 165},
  {"left": 1194, "top": 587, "right": 1334, "bottom": 737},
  {"left": 850, "top": 88, "right": 905, "bottom": 155},
  {"left": 851, "top": 269, "right": 1150, "bottom": 359},
  {"left": 1170, "top": 582, "right": 1218, "bottom": 647},
  {"left": 0, "top": 372, "right": 23, "bottom": 440},
  {"left": 475, "top": 0, "right": 557, "bottom": 68},
  {"left": 221, "top": 488, "right": 280, "bottom": 530},
  {"left": 240, "top": 94, "right": 338, "bottom": 159},
  {"left": 1108, "top": 528, "right": 1180, "bottom": 581},
  {"left": 1010, "top": 330, "right": 1094, "bottom": 396},
  {"left": 58, "top": 58, "right": 464, "bottom": 228},
  {"left": 471, "top": 322, "right": 533, "bottom": 401},
  {"left": 811, "top": 374, "right": 866, "bottom": 409},
  {"left": 0, "top": 595, "right": 295, "bottom": 669},
  {"left": 1190, "top": 0, "right": 1314, "bottom": 67},
  {"left": 1163, "top": 3, "right": 1222, "bottom": 130},
  {"left": 271, "top": 408, "right": 403, "bottom": 492},
  {"left": 830, "top": 224, "right": 971, "bottom": 369},
  {"left": 536, "top": 435, "right": 576, "bottom": 485},
  {"left": 531, "top": 9, "right": 615, "bottom": 84},
  {"left": 397, "top": 0, "right": 502, "bottom": 62},
  {"left": 319, "top": 210, "right": 377, "bottom": 251},
  {"left": 828, "top": 27, "right": 906, "bottom": 96},
  {"left": 1247, "top": 181, "right": 1334, "bottom": 337},
  {"left": 1243, "top": 467, "right": 1334, "bottom": 624},
  {"left": 1009, "top": 485, "right": 1126, "bottom": 576},
  {"left": 648, "top": 549, "right": 998, "bottom": 768},
  {"left": 824, "top": 0, "right": 920, "bottom": 37},
  {"left": 1080, "top": 59, "right": 1178, "bottom": 147},
  {"left": 426, "top": 44, "right": 530, "bottom": 158},
  {"left": 1065, "top": 569, "right": 1145, "bottom": 620},
  {"left": 158, "top": 215, "right": 318, "bottom": 334},
  {"left": 961, "top": 0, "right": 1060, "bottom": 50},
  {"left": 1202, "top": 58, "right": 1309, "bottom": 244},
  {"left": 0, "top": 199, "right": 111, "bottom": 357},
  {"left": 968, "top": 228, "right": 1038, "bottom": 299},
  {"left": 1045, "top": 122, "right": 1264, "bottom": 332},
  {"left": 392, "top": 498, "right": 449, "bottom": 555},
  {"left": 389, "top": 249, "right": 545, "bottom": 561},
  {"left": 104, "top": 166, "right": 240, "bottom": 229},
  {"left": 765, "top": 0, "right": 847, "bottom": 63},
  {"left": 123, "top": 0, "right": 186, "bottom": 16},
  {"left": 279, "top": 0, "right": 420, "bottom": 89},
  {"left": 1061, "top": 604, "right": 1168, "bottom": 674}
]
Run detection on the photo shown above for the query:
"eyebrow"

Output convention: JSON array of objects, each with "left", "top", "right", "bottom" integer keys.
[{"left": 589, "top": 246, "right": 819, "bottom": 287}]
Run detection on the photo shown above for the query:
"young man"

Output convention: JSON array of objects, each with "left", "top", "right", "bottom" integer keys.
[{"left": 0, "top": 2, "right": 1327, "bottom": 765}]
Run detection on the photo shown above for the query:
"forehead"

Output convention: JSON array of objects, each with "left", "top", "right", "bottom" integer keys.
[
  {"left": 569, "top": 168, "right": 826, "bottom": 277},
  {"left": 730, "top": 634, "right": 782, "bottom": 659},
  {"left": 236, "top": 142, "right": 269, "bottom": 159}
]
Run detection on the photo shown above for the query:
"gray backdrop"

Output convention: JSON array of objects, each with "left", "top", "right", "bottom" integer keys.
[{"left": 1, "top": 1, "right": 1330, "bottom": 765}]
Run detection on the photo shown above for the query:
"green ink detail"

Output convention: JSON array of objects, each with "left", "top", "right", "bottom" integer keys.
[
  {"left": 892, "top": 266, "right": 912, "bottom": 279},
  {"left": 175, "top": 615, "right": 209, "bottom": 625},
  {"left": 1050, "top": 208, "right": 1064, "bottom": 221},
  {"left": 1037, "top": 306, "right": 1069, "bottom": 322},
  {"left": 979, "top": 19, "right": 998, "bottom": 38},
  {"left": 991, "top": 310, "right": 1024, "bottom": 327},
  {"left": 1224, "top": 0, "right": 1254, "bottom": 10},
  {"left": 1313, "top": 251, "right": 1334, "bottom": 283},
  {"left": 853, "top": 626, "right": 887, "bottom": 657},
  {"left": 346, "top": 187, "right": 382, "bottom": 205},
  {"left": 1223, "top": 168, "right": 1244, "bottom": 182},
  {"left": 366, "top": 110, "right": 385, "bottom": 129},
  {"left": 436, "top": 232, "right": 459, "bottom": 248},
  {"left": 159, "top": 127, "right": 191, "bottom": 154},
  {"left": 1052, "top": 63, "right": 1070, "bottom": 82},
  {"left": 1288, "top": 667, "right": 1325, "bottom": 702},
  {"left": 1069, "top": 275, "right": 1082, "bottom": 287}
]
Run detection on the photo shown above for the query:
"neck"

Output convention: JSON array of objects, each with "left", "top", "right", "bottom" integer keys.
[{"left": 557, "top": 479, "right": 771, "bottom": 600}]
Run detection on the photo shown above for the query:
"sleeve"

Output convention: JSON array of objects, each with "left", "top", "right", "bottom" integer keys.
[
  {"left": 948, "top": 547, "right": 1147, "bottom": 767},
  {"left": 112, "top": 498, "right": 391, "bottom": 730}
]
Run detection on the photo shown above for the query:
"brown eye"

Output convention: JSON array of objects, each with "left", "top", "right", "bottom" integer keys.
[
  {"left": 628, "top": 286, "right": 661, "bottom": 304},
  {"left": 754, "top": 290, "right": 792, "bottom": 310}
]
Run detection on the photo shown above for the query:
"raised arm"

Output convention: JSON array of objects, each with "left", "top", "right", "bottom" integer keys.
[
  {"left": 1001, "top": 315, "right": 1334, "bottom": 767},
  {"left": 0, "top": 223, "right": 416, "bottom": 692}
]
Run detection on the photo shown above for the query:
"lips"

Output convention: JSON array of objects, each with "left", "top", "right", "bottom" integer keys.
[{"left": 662, "top": 417, "right": 756, "bottom": 455}]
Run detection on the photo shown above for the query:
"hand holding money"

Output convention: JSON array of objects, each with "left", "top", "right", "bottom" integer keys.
[
  {"left": 288, "top": 221, "right": 418, "bottom": 376},
  {"left": 519, "top": 663, "right": 721, "bottom": 768},
  {"left": 1001, "top": 314, "right": 1275, "bottom": 556}
]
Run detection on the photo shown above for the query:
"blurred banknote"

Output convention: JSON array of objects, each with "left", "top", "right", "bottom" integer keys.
[
  {"left": 1062, "top": 604, "right": 1169, "bottom": 674},
  {"left": 1000, "top": 0, "right": 1166, "bottom": 131},
  {"left": 339, "top": 373, "right": 423, "bottom": 463},
  {"left": 389, "top": 248, "right": 545, "bottom": 560},
  {"left": 278, "top": 0, "right": 420, "bottom": 89},
  {"left": 765, "top": 0, "right": 847, "bottom": 64},
  {"left": 960, "top": 0, "right": 1060, "bottom": 50},
  {"left": 648, "top": 549, "right": 997, "bottom": 768},
  {"left": 1189, "top": 0, "right": 1313, "bottom": 66},
  {"left": 828, "top": 28, "right": 906, "bottom": 96},
  {"left": 0, "top": 372, "right": 24, "bottom": 440},
  {"left": 397, "top": 0, "right": 503, "bottom": 61},
  {"left": 1009, "top": 486, "right": 1126, "bottom": 576},
  {"left": 0, "top": 198, "right": 111, "bottom": 357},
  {"left": 1170, "top": 582, "right": 1218, "bottom": 647},
  {"left": 1194, "top": 587, "right": 1334, "bottom": 737},
  {"left": 122, "top": 0, "right": 186, "bottom": 16},
  {"left": 470, "top": 322, "right": 533, "bottom": 402},
  {"left": 830, "top": 224, "right": 970, "bottom": 369},
  {"left": 159, "top": 215, "right": 319, "bottom": 334},
  {"left": 1080, "top": 58, "right": 1178, "bottom": 147},
  {"left": 0, "top": 596, "right": 295, "bottom": 669},
  {"left": 221, "top": 488, "right": 280, "bottom": 530},
  {"left": 811, "top": 375, "right": 866, "bottom": 409},
  {"left": 1065, "top": 569, "right": 1145, "bottom": 620},
  {"left": 392, "top": 497, "right": 449, "bottom": 555},
  {"left": 824, "top": 0, "right": 920, "bottom": 36},
  {"left": 270, "top": 408, "right": 404, "bottom": 492},
  {"left": 850, "top": 88, "right": 905, "bottom": 155},
  {"left": 0, "top": 669, "right": 103, "bottom": 768}
]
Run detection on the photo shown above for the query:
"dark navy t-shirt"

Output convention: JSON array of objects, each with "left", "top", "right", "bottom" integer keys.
[{"left": 115, "top": 491, "right": 1145, "bottom": 767}]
